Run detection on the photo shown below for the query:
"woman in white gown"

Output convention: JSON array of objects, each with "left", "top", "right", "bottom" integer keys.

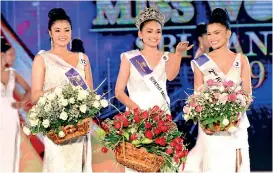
[
  {"left": 1, "top": 38, "right": 31, "bottom": 172},
  {"left": 31, "top": 8, "right": 93, "bottom": 172},
  {"left": 115, "top": 6, "right": 193, "bottom": 172},
  {"left": 184, "top": 8, "right": 251, "bottom": 173}
]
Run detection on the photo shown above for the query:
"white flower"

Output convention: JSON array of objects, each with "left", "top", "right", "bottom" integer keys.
[
  {"left": 42, "top": 119, "right": 50, "bottom": 128},
  {"left": 228, "top": 126, "right": 238, "bottom": 133},
  {"left": 54, "top": 87, "right": 63, "bottom": 95},
  {"left": 44, "top": 103, "right": 52, "bottom": 112},
  {"left": 219, "top": 86, "right": 225, "bottom": 92},
  {"left": 30, "top": 119, "right": 39, "bottom": 127},
  {"left": 100, "top": 99, "right": 108, "bottom": 108},
  {"left": 235, "top": 86, "right": 242, "bottom": 92},
  {"left": 23, "top": 126, "right": 31, "bottom": 136},
  {"left": 78, "top": 90, "right": 88, "bottom": 101},
  {"left": 61, "top": 99, "right": 68, "bottom": 106},
  {"left": 37, "top": 97, "right": 46, "bottom": 106},
  {"left": 69, "top": 98, "right": 75, "bottom": 104},
  {"left": 58, "top": 131, "right": 65, "bottom": 138},
  {"left": 204, "top": 93, "right": 210, "bottom": 99},
  {"left": 80, "top": 104, "right": 87, "bottom": 113},
  {"left": 95, "top": 95, "right": 101, "bottom": 100},
  {"left": 60, "top": 111, "right": 68, "bottom": 120},
  {"left": 222, "top": 118, "right": 229, "bottom": 126},
  {"left": 47, "top": 93, "right": 56, "bottom": 101},
  {"left": 183, "top": 114, "right": 190, "bottom": 121},
  {"left": 93, "top": 100, "right": 100, "bottom": 109},
  {"left": 29, "top": 112, "right": 38, "bottom": 119},
  {"left": 218, "top": 93, "right": 228, "bottom": 104}
]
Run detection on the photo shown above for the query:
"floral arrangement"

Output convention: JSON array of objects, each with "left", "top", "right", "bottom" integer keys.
[
  {"left": 183, "top": 79, "right": 253, "bottom": 133},
  {"left": 23, "top": 84, "right": 108, "bottom": 143},
  {"left": 96, "top": 105, "right": 188, "bottom": 172}
]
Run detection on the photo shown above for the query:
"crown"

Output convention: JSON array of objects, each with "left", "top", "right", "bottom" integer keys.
[{"left": 135, "top": 6, "right": 165, "bottom": 30}]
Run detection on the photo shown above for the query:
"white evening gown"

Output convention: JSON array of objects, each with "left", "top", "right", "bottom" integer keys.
[
  {"left": 38, "top": 50, "right": 92, "bottom": 172},
  {"left": 121, "top": 50, "right": 171, "bottom": 173},
  {"left": 0, "top": 68, "right": 20, "bottom": 172}
]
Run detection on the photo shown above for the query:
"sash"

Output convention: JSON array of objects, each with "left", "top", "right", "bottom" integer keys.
[
  {"left": 124, "top": 50, "right": 170, "bottom": 107},
  {"left": 39, "top": 51, "right": 89, "bottom": 91}
]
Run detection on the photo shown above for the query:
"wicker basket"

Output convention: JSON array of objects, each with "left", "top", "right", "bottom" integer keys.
[
  {"left": 201, "top": 119, "right": 240, "bottom": 134},
  {"left": 46, "top": 117, "right": 92, "bottom": 145},
  {"left": 115, "top": 142, "right": 164, "bottom": 172}
]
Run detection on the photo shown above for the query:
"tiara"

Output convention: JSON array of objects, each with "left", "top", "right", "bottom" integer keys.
[{"left": 135, "top": 6, "right": 165, "bottom": 30}]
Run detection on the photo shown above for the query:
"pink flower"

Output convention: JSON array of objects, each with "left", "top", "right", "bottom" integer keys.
[
  {"left": 237, "top": 90, "right": 244, "bottom": 94},
  {"left": 219, "top": 93, "right": 228, "bottom": 104},
  {"left": 195, "top": 105, "right": 203, "bottom": 112},
  {"left": 214, "top": 93, "right": 220, "bottom": 99},
  {"left": 227, "top": 81, "right": 235, "bottom": 87},
  {"left": 183, "top": 106, "right": 190, "bottom": 114},
  {"left": 207, "top": 79, "right": 214, "bottom": 86},
  {"left": 189, "top": 101, "right": 197, "bottom": 108},
  {"left": 223, "top": 81, "right": 229, "bottom": 87},
  {"left": 228, "top": 93, "right": 237, "bottom": 102}
]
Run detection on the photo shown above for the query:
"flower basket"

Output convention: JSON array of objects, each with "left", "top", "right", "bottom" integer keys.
[
  {"left": 23, "top": 84, "right": 108, "bottom": 144},
  {"left": 46, "top": 117, "right": 92, "bottom": 144},
  {"left": 183, "top": 80, "right": 253, "bottom": 135},
  {"left": 115, "top": 142, "right": 164, "bottom": 172},
  {"left": 97, "top": 106, "right": 188, "bottom": 172}
]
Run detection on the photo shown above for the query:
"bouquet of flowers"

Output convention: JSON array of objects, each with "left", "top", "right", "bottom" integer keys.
[
  {"left": 23, "top": 84, "right": 108, "bottom": 144},
  {"left": 96, "top": 105, "right": 188, "bottom": 172},
  {"left": 183, "top": 79, "right": 253, "bottom": 134}
]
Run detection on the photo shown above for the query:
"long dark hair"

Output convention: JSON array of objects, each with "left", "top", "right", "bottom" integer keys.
[{"left": 1, "top": 38, "right": 12, "bottom": 53}]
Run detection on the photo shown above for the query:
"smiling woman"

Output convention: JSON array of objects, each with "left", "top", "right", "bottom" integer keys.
[{"left": 30, "top": 8, "right": 94, "bottom": 172}]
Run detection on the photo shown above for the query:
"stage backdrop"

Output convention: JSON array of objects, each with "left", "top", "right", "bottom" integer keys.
[{"left": 1, "top": 1, "right": 272, "bottom": 171}]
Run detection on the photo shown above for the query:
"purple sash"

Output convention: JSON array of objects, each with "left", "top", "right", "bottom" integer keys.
[
  {"left": 129, "top": 55, "right": 153, "bottom": 76},
  {"left": 65, "top": 68, "right": 88, "bottom": 90}
]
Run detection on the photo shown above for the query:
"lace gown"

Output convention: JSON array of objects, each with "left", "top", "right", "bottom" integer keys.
[
  {"left": 184, "top": 53, "right": 250, "bottom": 172},
  {"left": 0, "top": 68, "right": 20, "bottom": 172},
  {"left": 121, "top": 50, "right": 170, "bottom": 172},
  {"left": 38, "top": 50, "right": 92, "bottom": 172}
]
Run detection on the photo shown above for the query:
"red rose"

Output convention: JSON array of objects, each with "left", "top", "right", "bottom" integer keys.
[
  {"left": 154, "top": 128, "right": 162, "bottom": 135},
  {"left": 158, "top": 120, "right": 165, "bottom": 127},
  {"left": 124, "top": 111, "right": 131, "bottom": 116},
  {"left": 175, "top": 145, "right": 183, "bottom": 151},
  {"left": 170, "top": 141, "right": 177, "bottom": 147},
  {"left": 174, "top": 137, "right": 183, "bottom": 144},
  {"left": 151, "top": 105, "right": 160, "bottom": 113},
  {"left": 155, "top": 138, "right": 161, "bottom": 145},
  {"left": 160, "top": 137, "right": 166, "bottom": 146},
  {"left": 153, "top": 115, "right": 161, "bottom": 122},
  {"left": 101, "top": 147, "right": 108, "bottom": 153},
  {"left": 123, "top": 119, "right": 130, "bottom": 127},
  {"left": 166, "top": 114, "right": 172, "bottom": 120},
  {"left": 134, "top": 115, "right": 141, "bottom": 123},
  {"left": 130, "top": 134, "right": 137, "bottom": 141},
  {"left": 134, "top": 108, "right": 140, "bottom": 116},
  {"left": 145, "top": 130, "right": 153, "bottom": 140},
  {"left": 114, "top": 121, "right": 122, "bottom": 129},
  {"left": 145, "top": 122, "right": 152, "bottom": 129},
  {"left": 228, "top": 93, "right": 237, "bottom": 102},
  {"left": 160, "top": 126, "right": 169, "bottom": 132},
  {"left": 166, "top": 148, "right": 173, "bottom": 155},
  {"left": 102, "top": 124, "right": 109, "bottom": 132},
  {"left": 118, "top": 130, "right": 123, "bottom": 135},
  {"left": 176, "top": 151, "right": 184, "bottom": 158},
  {"left": 141, "top": 111, "right": 149, "bottom": 119}
]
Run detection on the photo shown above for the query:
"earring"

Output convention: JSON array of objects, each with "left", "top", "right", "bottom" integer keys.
[
  {"left": 50, "top": 38, "right": 53, "bottom": 48},
  {"left": 138, "top": 38, "right": 144, "bottom": 49},
  {"left": 69, "top": 40, "right": 72, "bottom": 50}
]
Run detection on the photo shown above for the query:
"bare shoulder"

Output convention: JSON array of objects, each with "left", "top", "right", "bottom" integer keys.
[
  {"left": 239, "top": 53, "right": 250, "bottom": 63},
  {"left": 33, "top": 54, "right": 45, "bottom": 65}
]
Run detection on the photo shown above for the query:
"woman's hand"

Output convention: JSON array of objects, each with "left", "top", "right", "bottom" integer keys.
[{"left": 175, "top": 41, "right": 194, "bottom": 56}]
